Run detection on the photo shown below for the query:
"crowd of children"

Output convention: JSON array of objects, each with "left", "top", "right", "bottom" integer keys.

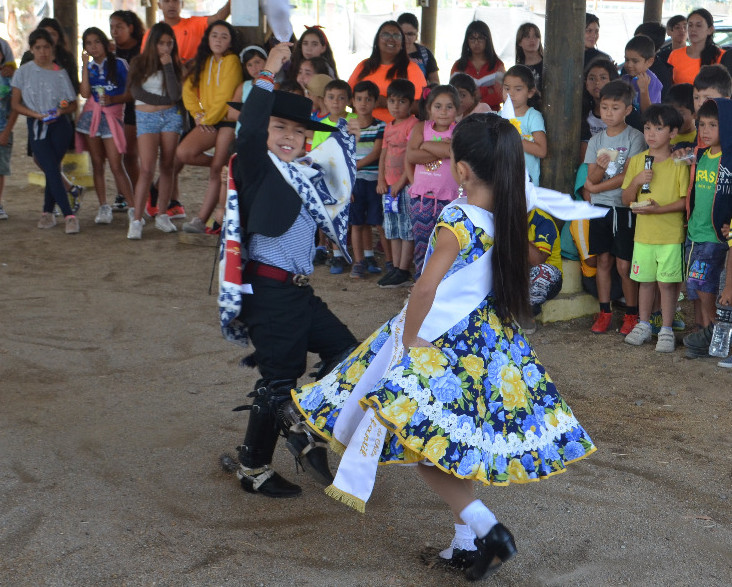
[{"left": 2, "top": 8, "right": 732, "bottom": 365}]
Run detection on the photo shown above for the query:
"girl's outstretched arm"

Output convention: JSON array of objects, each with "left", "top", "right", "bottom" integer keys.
[{"left": 402, "top": 227, "right": 460, "bottom": 349}]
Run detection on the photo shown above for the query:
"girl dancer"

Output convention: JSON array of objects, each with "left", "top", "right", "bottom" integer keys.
[
  {"left": 11, "top": 29, "right": 78, "bottom": 232},
  {"left": 292, "top": 113, "right": 597, "bottom": 580},
  {"left": 407, "top": 85, "right": 460, "bottom": 277},
  {"left": 77, "top": 27, "right": 134, "bottom": 225},
  {"left": 126, "top": 22, "right": 183, "bottom": 239},
  {"left": 180, "top": 20, "right": 242, "bottom": 234}
]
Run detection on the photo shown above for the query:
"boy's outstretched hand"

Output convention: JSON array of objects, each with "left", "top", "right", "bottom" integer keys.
[{"left": 264, "top": 42, "right": 292, "bottom": 75}]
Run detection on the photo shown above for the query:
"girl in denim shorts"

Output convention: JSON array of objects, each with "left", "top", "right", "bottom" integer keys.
[
  {"left": 126, "top": 22, "right": 183, "bottom": 239},
  {"left": 77, "top": 27, "right": 134, "bottom": 226}
]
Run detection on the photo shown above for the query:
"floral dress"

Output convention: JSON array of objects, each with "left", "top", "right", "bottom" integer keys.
[{"left": 292, "top": 205, "right": 596, "bottom": 486}]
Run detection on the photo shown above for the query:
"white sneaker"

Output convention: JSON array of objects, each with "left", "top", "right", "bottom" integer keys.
[
  {"left": 127, "top": 218, "right": 145, "bottom": 240},
  {"left": 95, "top": 204, "right": 113, "bottom": 224},
  {"left": 155, "top": 214, "right": 177, "bottom": 233},
  {"left": 624, "top": 322, "right": 652, "bottom": 346},
  {"left": 655, "top": 331, "right": 676, "bottom": 353}
]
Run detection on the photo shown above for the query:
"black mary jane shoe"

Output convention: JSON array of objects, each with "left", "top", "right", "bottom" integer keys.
[
  {"left": 237, "top": 465, "right": 302, "bottom": 498},
  {"left": 420, "top": 546, "right": 478, "bottom": 572},
  {"left": 286, "top": 423, "right": 334, "bottom": 486},
  {"left": 464, "top": 523, "right": 517, "bottom": 582}
]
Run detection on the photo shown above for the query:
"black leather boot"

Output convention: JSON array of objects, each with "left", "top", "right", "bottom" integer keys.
[
  {"left": 235, "top": 380, "right": 301, "bottom": 498},
  {"left": 285, "top": 421, "right": 334, "bottom": 486},
  {"left": 236, "top": 465, "right": 301, "bottom": 498}
]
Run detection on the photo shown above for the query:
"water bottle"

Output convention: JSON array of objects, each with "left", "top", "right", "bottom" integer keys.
[{"left": 708, "top": 300, "right": 732, "bottom": 357}]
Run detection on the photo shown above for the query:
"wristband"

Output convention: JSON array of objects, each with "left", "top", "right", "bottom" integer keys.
[{"left": 259, "top": 70, "right": 275, "bottom": 79}]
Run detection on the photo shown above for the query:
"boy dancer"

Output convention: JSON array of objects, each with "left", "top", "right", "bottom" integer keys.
[
  {"left": 621, "top": 104, "right": 689, "bottom": 352},
  {"left": 219, "top": 43, "right": 359, "bottom": 497},
  {"left": 584, "top": 80, "right": 646, "bottom": 334}
]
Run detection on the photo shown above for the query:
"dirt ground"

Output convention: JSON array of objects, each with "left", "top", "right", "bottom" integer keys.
[{"left": 1, "top": 122, "right": 730, "bottom": 586}]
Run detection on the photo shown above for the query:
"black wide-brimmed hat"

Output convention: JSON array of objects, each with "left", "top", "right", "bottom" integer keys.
[{"left": 228, "top": 90, "right": 337, "bottom": 133}]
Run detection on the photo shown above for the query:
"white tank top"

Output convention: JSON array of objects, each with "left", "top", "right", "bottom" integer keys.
[{"left": 134, "top": 71, "right": 165, "bottom": 106}]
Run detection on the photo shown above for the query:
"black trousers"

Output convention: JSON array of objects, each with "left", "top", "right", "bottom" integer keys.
[{"left": 240, "top": 274, "right": 357, "bottom": 381}]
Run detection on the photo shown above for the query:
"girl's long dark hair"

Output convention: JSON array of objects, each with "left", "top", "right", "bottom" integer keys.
[
  {"left": 110, "top": 10, "right": 146, "bottom": 46},
  {"left": 290, "top": 26, "right": 338, "bottom": 82},
  {"left": 504, "top": 64, "right": 542, "bottom": 111},
  {"left": 83, "top": 27, "right": 120, "bottom": 87},
  {"left": 456, "top": 21, "right": 499, "bottom": 72},
  {"left": 358, "top": 20, "right": 411, "bottom": 81},
  {"left": 688, "top": 8, "right": 722, "bottom": 66},
  {"left": 37, "top": 17, "right": 79, "bottom": 92},
  {"left": 452, "top": 113, "right": 529, "bottom": 321},
  {"left": 38, "top": 17, "right": 69, "bottom": 51},
  {"left": 188, "top": 20, "right": 241, "bottom": 88},
  {"left": 515, "top": 22, "right": 543, "bottom": 64},
  {"left": 127, "top": 22, "right": 181, "bottom": 93}
]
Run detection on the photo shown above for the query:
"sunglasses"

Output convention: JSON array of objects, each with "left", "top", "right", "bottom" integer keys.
[{"left": 468, "top": 35, "right": 487, "bottom": 42}]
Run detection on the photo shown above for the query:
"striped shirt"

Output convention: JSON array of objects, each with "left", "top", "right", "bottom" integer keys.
[{"left": 356, "top": 118, "right": 385, "bottom": 181}]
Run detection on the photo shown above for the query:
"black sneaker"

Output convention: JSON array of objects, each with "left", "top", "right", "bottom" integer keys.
[
  {"left": 683, "top": 324, "right": 714, "bottom": 359},
  {"left": 379, "top": 268, "right": 413, "bottom": 288},
  {"left": 377, "top": 267, "right": 399, "bottom": 286},
  {"left": 112, "top": 193, "right": 128, "bottom": 211}
]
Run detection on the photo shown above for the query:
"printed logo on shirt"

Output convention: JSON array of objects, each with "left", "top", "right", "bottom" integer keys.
[
  {"left": 696, "top": 167, "right": 717, "bottom": 184},
  {"left": 606, "top": 147, "right": 628, "bottom": 178},
  {"left": 718, "top": 163, "right": 732, "bottom": 187}
]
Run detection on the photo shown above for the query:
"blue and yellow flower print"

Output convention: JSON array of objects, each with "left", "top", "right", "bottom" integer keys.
[{"left": 292, "top": 206, "right": 596, "bottom": 486}]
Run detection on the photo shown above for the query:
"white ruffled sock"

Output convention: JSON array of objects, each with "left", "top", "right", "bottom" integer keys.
[
  {"left": 459, "top": 500, "right": 498, "bottom": 539},
  {"left": 439, "top": 523, "right": 478, "bottom": 559}
]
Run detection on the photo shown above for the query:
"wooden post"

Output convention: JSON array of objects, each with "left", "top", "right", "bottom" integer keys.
[
  {"left": 53, "top": 0, "right": 77, "bottom": 68},
  {"left": 146, "top": 0, "right": 159, "bottom": 29},
  {"left": 643, "top": 0, "right": 663, "bottom": 24},
  {"left": 541, "top": 0, "right": 584, "bottom": 195},
  {"left": 420, "top": 2, "right": 437, "bottom": 53}
]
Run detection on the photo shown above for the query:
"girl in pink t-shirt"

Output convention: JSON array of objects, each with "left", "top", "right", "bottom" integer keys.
[{"left": 406, "top": 85, "right": 460, "bottom": 277}]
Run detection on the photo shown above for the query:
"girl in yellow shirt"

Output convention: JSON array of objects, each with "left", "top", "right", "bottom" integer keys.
[{"left": 179, "top": 20, "right": 242, "bottom": 233}]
